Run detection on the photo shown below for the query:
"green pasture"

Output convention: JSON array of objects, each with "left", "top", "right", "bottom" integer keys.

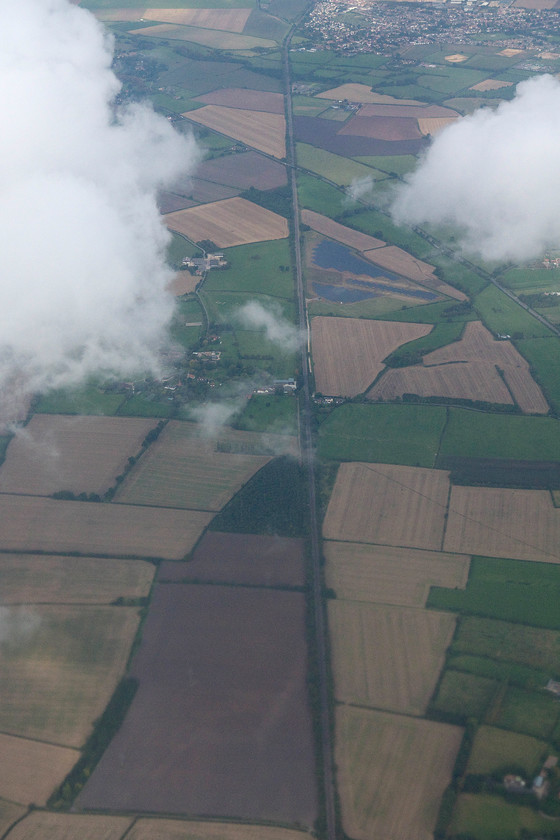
[
  {"left": 501, "top": 268, "right": 560, "bottom": 293},
  {"left": 297, "top": 173, "right": 345, "bottom": 217},
  {"left": 117, "top": 395, "right": 176, "bottom": 418},
  {"left": 308, "top": 295, "right": 428, "bottom": 320},
  {"left": 516, "top": 336, "right": 560, "bottom": 413},
  {"left": 203, "top": 240, "right": 294, "bottom": 299},
  {"left": 373, "top": 82, "right": 442, "bottom": 103},
  {"left": 383, "top": 320, "right": 464, "bottom": 366},
  {"left": 167, "top": 233, "right": 201, "bottom": 269},
  {"left": 474, "top": 285, "right": 552, "bottom": 338},
  {"left": 464, "top": 53, "right": 518, "bottom": 71},
  {"left": 234, "top": 394, "right": 298, "bottom": 434},
  {"left": 35, "top": 386, "right": 124, "bottom": 416},
  {"left": 337, "top": 208, "right": 434, "bottom": 259},
  {"left": 467, "top": 725, "right": 548, "bottom": 776},
  {"left": 198, "top": 290, "right": 295, "bottom": 327},
  {"left": 418, "top": 66, "right": 488, "bottom": 94},
  {"left": 317, "top": 403, "right": 446, "bottom": 467},
  {"left": 428, "top": 555, "right": 560, "bottom": 630},
  {"left": 447, "top": 655, "right": 550, "bottom": 693},
  {"left": 430, "top": 255, "right": 489, "bottom": 296},
  {"left": 431, "top": 669, "right": 498, "bottom": 720},
  {"left": 375, "top": 299, "right": 476, "bottom": 324},
  {"left": 493, "top": 686, "right": 560, "bottom": 740},
  {"left": 353, "top": 154, "right": 417, "bottom": 177},
  {"left": 452, "top": 616, "right": 560, "bottom": 674},
  {"left": 296, "top": 143, "right": 386, "bottom": 187},
  {"left": 444, "top": 96, "right": 491, "bottom": 114},
  {"left": 450, "top": 793, "right": 559, "bottom": 840},
  {"left": 439, "top": 411, "right": 560, "bottom": 462},
  {"left": 292, "top": 95, "right": 329, "bottom": 117}
]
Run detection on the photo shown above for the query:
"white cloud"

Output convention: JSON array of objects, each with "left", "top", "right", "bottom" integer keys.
[
  {"left": 391, "top": 74, "right": 560, "bottom": 262},
  {"left": 236, "top": 301, "right": 303, "bottom": 352},
  {"left": 0, "top": 0, "right": 200, "bottom": 423}
]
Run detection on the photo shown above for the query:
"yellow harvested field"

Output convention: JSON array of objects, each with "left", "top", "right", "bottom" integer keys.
[
  {"left": 168, "top": 271, "right": 199, "bottom": 296},
  {"left": 128, "top": 819, "right": 315, "bottom": 840},
  {"left": 0, "top": 495, "right": 212, "bottom": 560},
  {"left": 0, "top": 732, "right": 78, "bottom": 806},
  {"left": 539, "top": 51, "right": 560, "bottom": 58},
  {"left": 369, "top": 360, "right": 515, "bottom": 405},
  {"left": 0, "top": 554, "right": 155, "bottom": 604},
  {"left": 0, "top": 605, "right": 140, "bottom": 746},
  {"left": 316, "top": 84, "right": 422, "bottom": 105},
  {"left": 418, "top": 117, "right": 457, "bottom": 135},
  {"left": 0, "top": 415, "right": 158, "bottom": 497},
  {"left": 446, "top": 53, "right": 469, "bottom": 62},
  {"left": 142, "top": 8, "right": 251, "bottom": 31},
  {"left": 128, "top": 24, "right": 275, "bottom": 50},
  {"left": 423, "top": 321, "right": 548, "bottom": 413},
  {"left": 329, "top": 601, "right": 456, "bottom": 715},
  {"left": 363, "top": 246, "right": 466, "bottom": 300},
  {"left": 336, "top": 706, "right": 463, "bottom": 840},
  {"left": 114, "top": 420, "right": 280, "bottom": 511},
  {"left": 470, "top": 78, "right": 514, "bottom": 91},
  {"left": 499, "top": 48, "right": 524, "bottom": 56},
  {"left": 444, "top": 486, "right": 560, "bottom": 563},
  {"left": 165, "top": 198, "right": 288, "bottom": 248},
  {"left": 301, "top": 209, "right": 385, "bottom": 250},
  {"left": 184, "top": 106, "right": 286, "bottom": 159},
  {"left": 311, "top": 316, "right": 431, "bottom": 397},
  {"left": 323, "top": 462, "right": 450, "bottom": 550},
  {"left": 325, "top": 541, "right": 470, "bottom": 606},
  {"left": 6, "top": 812, "right": 133, "bottom": 840},
  {"left": 95, "top": 9, "right": 146, "bottom": 22}
]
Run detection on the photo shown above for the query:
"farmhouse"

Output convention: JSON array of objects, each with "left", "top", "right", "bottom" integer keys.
[{"left": 182, "top": 254, "right": 228, "bottom": 274}]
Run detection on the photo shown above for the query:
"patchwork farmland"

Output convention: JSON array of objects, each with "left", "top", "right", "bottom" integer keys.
[{"left": 164, "top": 197, "right": 288, "bottom": 247}]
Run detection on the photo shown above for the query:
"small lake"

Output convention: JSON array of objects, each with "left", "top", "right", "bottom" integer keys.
[
  {"left": 311, "top": 240, "right": 437, "bottom": 301},
  {"left": 312, "top": 282, "right": 377, "bottom": 303}
]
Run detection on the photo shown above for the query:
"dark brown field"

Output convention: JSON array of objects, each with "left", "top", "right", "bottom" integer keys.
[
  {"left": 195, "top": 151, "right": 287, "bottom": 191},
  {"left": 338, "top": 115, "right": 422, "bottom": 141},
  {"left": 76, "top": 584, "right": 317, "bottom": 825},
  {"left": 159, "top": 531, "right": 305, "bottom": 587},
  {"left": 294, "top": 116, "right": 423, "bottom": 157}
]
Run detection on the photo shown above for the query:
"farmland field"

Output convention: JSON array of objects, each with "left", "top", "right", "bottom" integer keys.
[
  {"left": 336, "top": 705, "right": 462, "bottom": 840},
  {"left": 0, "top": 554, "right": 155, "bottom": 604},
  {"left": 0, "top": 732, "right": 78, "bottom": 806},
  {"left": 301, "top": 209, "right": 385, "bottom": 251},
  {"left": 364, "top": 246, "right": 465, "bottom": 299},
  {"left": 113, "top": 421, "right": 280, "bottom": 511},
  {"left": 0, "top": 803, "right": 24, "bottom": 838},
  {"left": 194, "top": 151, "right": 287, "bottom": 191},
  {"left": 452, "top": 616, "right": 560, "bottom": 673},
  {"left": 439, "top": 409, "right": 560, "bottom": 461},
  {"left": 142, "top": 8, "right": 252, "bottom": 30},
  {"left": 296, "top": 143, "right": 386, "bottom": 186},
  {"left": 491, "top": 686, "right": 560, "bottom": 739},
  {"left": 0, "top": 495, "right": 212, "bottom": 559},
  {"left": 127, "top": 820, "right": 315, "bottom": 840},
  {"left": 516, "top": 336, "right": 560, "bottom": 412},
  {"left": 196, "top": 88, "right": 284, "bottom": 113},
  {"left": 466, "top": 725, "right": 548, "bottom": 775},
  {"left": 5, "top": 812, "right": 133, "bottom": 840},
  {"left": 432, "top": 669, "right": 498, "bottom": 719},
  {"left": 165, "top": 198, "right": 288, "bottom": 248},
  {"left": 311, "top": 316, "right": 431, "bottom": 396},
  {"left": 184, "top": 106, "right": 286, "bottom": 158},
  {"left": 325, "top": 541, "right": 469, "bottom": 606},
  {"left": 0, "top": 415, "right": 158, "bottom": 497},
  {"left": 203, "top": 240, "right": 294, "bottom": 298},
  {"left": 323, "top": 462, "right": 450, "bottom": 549},
  {"left": 316, "top": 83, "right": 423, "bottom": 104},
  {"left": 0, "top": 605, "right": 140, "bottom": 746},
  {"left": 317, "top": 403, "right": 446, "bottom": 467},
  {"left": 444, "top": 486, "right": 560, "bottom": 562},
  {"left": 160, "top": 531, "right": 305, "bottom": 588},
  {"left": 128, "top": 24, "right": 276, "bottom": 50},
  {"left": 77, "top": 585, "right": 317, "bottom": 824},
  {"left": 449, "top": 793, "right": 560, "bottom": 840},
  {"left": 475, "top": 285, "right": 552, "bottom": 338},
  {"left": 329, "top": 601, "right": 456, "bottom": 714},
  {"left": 369, "top": 360, "right": 514, "bottom": 405}
]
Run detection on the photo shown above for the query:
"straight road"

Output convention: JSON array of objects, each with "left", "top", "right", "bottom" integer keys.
[{"left": 282, "top": 27, "right": 338, "bottom": 840}]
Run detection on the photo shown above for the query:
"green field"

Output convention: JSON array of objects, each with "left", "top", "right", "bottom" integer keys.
[
  {"left": 297, "top": 173, "right": 345, "bottom": 217},
  {"left": 169, "top": 296, "right": 204, "bottom": 349},
  {"left": 198, "top": 290, "right": 295, "bottom": 328},
  {"left": 296, "top": 143, "right": 386, "bottom": 186},
  {"left": 317, "top": 403, "right": 446, "bottom": 467},
  {"left": 35, "top": 386, "right": 124, "bottom": 416},
  {"left": 116, "top": 395, "right": 176, "bottom": 418},
  {"left": 467, "top": 725, "right": 548, "bottom": 776},
  {"left": 375, "top": 299, "right": 477, "bottom": 324},
  {"left": 354, "top": 154, "right": 417, "bottom": 177},
  {"left": 439, "top": 410, "right": 560, "bottom": 462},
  {"left": 500, "top": 268, "right": 560, "bottom": 294},
  {"left": 203, "top": 240, "right": 294, "bottom": 299},
  {"left": 383, "top": 320, "right": 464, "bottom": 366},
  {"left": 516, "top": 336, "right": 560, "bottom": 413},
  {"left": 430, "top": 255, "right": 489, "bottom": 297},
  {"left": 493, "top": 686, "right": 560, "bottom": 739},
  {"left": 448, "top": 654, "right": 550, "bottom": 692},
  {"left": 474, "top": 285, "right": 552, "bottom": 338},
  {"left": 337, "top": 208, "right": 436, "bottom": 260},
  {"left": 431, "top": 669, "right": 498, "bottom": 721},
  {"left": 450, "top": 793, "right": 560, "bottom": 840},
  {"left": 234, "top": 394, "right": 298, "bottom": 434},
  {"left": 452, "top": 617, "right": 560, "bottom": 674},
  {"left": 428, "top": 556, "right": 560, "bottom": 629}
]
